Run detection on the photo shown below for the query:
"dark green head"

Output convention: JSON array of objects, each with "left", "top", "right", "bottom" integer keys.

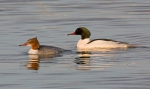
[{"left": 68, "top": 27, "right": 91, "bottom": 39}]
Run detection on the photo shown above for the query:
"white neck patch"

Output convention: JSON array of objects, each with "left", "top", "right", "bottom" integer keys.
[
  {"left": 77, "top": 38, "right": 90, "bottom": 48},
  {"left": 28, "top": 49, "right": 39, "bottom": 54}
]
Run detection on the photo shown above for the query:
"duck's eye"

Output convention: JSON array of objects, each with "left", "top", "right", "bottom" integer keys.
[
  {"left": 76, "top": 30, "right": 78, "bottom": 33},
  {"left": 76, "top": 29, "right": 82, "bottom": 35}
]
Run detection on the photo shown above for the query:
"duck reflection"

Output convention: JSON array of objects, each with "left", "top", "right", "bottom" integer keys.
[
  {"left": 74, "top": 51, "right": 92, "bottom": 70},
  {"left": 26, "top": 55, "right": 40, "bottom": 70},
  {"left": 26, "top": 54, "right": 60, "bottom": 70},
  {"left": 74, "top": 51, "right": 91, "bottom": 65},
  {"left": 74, "top": 50, "right": 115, "bottom": 70}
]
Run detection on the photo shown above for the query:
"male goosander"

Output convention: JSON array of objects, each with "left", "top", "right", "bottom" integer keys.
[
  {"left": 68, "top": 27, "right": 136, "bottom": 50},
  {"left": 19, "top": 37, "right": 64, "bottom": 54}
]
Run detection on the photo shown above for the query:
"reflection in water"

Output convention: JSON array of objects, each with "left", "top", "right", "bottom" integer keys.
[
  {"left": 74, "top": 51, "right": 115, "bottom": 70},
  {"left": 26, "top": 55, "right": 40, "bottom": 70},
  {"left": 26, "top": 54, "right": 60, "bottom": 70},
  {"left": 74, "top": 52, "right": 91, "bottom": 70},
  {"left": 75, "top": 51, "right": 91, "bottom": 65}
]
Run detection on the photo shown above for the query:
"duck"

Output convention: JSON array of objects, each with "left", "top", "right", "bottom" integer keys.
[
  {"left": 19, "top": 37, "right": 64, "bottom": 55},
  {"left": 68, "top": 27, "right": 136, "bottom": 50}
]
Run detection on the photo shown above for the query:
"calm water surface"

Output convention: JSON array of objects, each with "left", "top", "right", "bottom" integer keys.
[{"left": 0, "top": 0, "right": 150, "bottom": 89}]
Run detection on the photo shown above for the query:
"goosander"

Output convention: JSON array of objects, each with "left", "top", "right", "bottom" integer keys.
[
  {"left": 19, "top": 37, "right": 64, "bottom": 54},
  {"left": 68, "top": 27, "right": 136, "bottom": 50}
]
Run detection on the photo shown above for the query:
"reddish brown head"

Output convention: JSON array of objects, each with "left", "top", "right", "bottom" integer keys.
[{"left": 19, "top": 37, "right": 40, "bottom": 50}]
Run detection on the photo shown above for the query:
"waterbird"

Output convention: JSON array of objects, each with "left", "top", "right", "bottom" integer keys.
[
  {"left": 19, "top": 37, "right": 64, "bottom": 54},
  {"left": 68, "top": 27, "right": 136, "bottom": 50}
]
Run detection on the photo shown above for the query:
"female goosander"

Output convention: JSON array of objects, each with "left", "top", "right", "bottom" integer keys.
[
  {"left": 68, "top": 27, "right": 136, "bottom": 50},
  {"left": 19, "top": 37, "right": 64, "bottom": 54}
]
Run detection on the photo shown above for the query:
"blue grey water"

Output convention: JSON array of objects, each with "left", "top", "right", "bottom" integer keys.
[{"left": 0, "top": 0, "right": 150, "bottom": 89}]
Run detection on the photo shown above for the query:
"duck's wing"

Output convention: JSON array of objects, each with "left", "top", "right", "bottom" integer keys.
[
  {"left": 38, "top": 45, "right": 64, "bottom": 54},
  {"left": 87, "top": 39, "right": 129, "bottom": 44}
]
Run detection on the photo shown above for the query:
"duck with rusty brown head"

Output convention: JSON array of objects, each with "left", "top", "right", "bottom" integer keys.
[{"left": 19, "top": 37, "right": 64, "bottom": 55}]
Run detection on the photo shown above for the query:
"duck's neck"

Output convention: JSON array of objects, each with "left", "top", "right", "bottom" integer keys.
[
  {"left": 81, "top": 34, "right": 90, "bottom": 40},
  {"left": 31, "top": 41, "right": 40, "bottom": 50},
  {"left": 80, "top": 28, "right": 91, "bottom": 39},
  {"left": 77, "top": 38, "right": 90, "bottom": 49},
  {"left": 29, "top": 43, "right": 40, "bottom": 54}
]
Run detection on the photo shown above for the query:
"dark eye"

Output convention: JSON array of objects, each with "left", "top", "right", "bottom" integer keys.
[
  {"left": 75, "top": 28, "right": 82, "bottom": 35},
  {"left": 76, "top": 29, "right": 79, "bottom": 33}
]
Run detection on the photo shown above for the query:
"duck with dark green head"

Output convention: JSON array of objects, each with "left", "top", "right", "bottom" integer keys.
[{"left": 68, "top": 27, "right": 135, "bottom": 50}]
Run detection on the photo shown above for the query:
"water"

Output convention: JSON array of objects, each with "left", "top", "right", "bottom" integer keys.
[{"left": 0, "top": 0, "right": 150, "bottom": 89}]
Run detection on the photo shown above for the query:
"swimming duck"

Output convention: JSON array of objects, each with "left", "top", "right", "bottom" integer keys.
[
  {"left": 68, "top": 27, "right": 135, "bottom": 50},
  {"left": 19, "top": 37, "right": 64, "bottom": 54}
]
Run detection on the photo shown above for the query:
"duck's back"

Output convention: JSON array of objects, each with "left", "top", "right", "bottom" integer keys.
[{"left": 38, "top": 45, "right": 64, "bottom": 54}]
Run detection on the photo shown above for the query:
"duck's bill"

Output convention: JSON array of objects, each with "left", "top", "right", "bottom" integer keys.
[
  {"left": 68, "top": 32, "right": 76, "bottom": 36},
  {"left": 19, "top": 42, "right": 27, "bottom": 46}
]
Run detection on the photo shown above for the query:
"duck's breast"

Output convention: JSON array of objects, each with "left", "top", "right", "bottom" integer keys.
[{"left": 77, "top": 39, "right": 90, "bottom": 48}]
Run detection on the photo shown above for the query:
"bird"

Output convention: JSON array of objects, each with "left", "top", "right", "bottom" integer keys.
[
  {"left": 19, "top": 37, "right": 64, "bottom": 55},
  {"left": 68, "top": 27, "right": 136, "bottom": 50}
]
